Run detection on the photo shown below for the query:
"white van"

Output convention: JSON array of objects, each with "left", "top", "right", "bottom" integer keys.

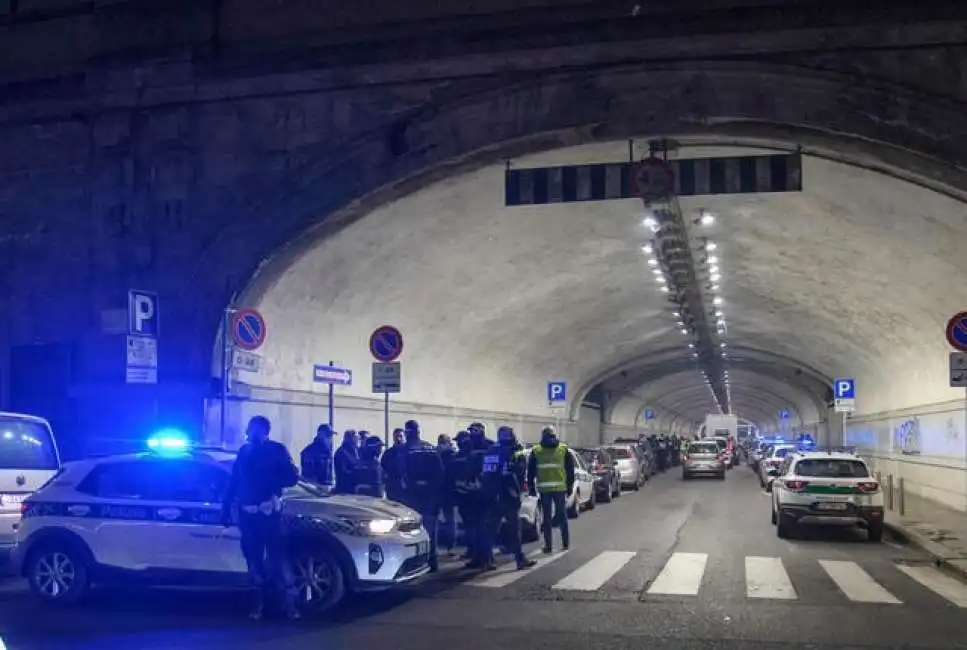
[{"left": 0, "top": 412, "right": 61, "bottom": 560}]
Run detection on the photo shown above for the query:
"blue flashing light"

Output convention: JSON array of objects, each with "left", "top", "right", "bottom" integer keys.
[{"left": 147, "top": 429, "right": 191, "bottom": 453}]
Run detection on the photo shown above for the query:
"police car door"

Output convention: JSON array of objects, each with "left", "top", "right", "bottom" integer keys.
[{"left": 145, "top": 459, "right": 242, "bottom": 573}]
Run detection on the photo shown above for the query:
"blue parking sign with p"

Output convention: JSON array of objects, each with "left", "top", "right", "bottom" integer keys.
[
  {"left": 128, "top": 290, "right": 159, "bottom": 337},
  {"left": 548, "top": 381, "right": 567, "bottom": 402},
  {"left": 834, "top": 378, "right": 855, "bottom": 399}
]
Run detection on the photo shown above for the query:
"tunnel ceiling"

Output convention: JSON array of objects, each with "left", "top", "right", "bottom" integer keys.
[{"left": 250, "top": 141, "right": 967, "bottom": 429}]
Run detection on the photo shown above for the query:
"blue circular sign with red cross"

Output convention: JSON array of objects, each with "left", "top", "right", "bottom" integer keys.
[
  {"left": 369, "top": 325, "right": 404, "bottom": 362},
  {"left": 946, "top": 312, "right": 967, "bottom": 352},
  {"left": 231, "top": 308, "right": 267, "bottom": 351}
]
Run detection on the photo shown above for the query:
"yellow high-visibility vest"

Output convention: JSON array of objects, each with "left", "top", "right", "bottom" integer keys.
[{"left": 532, "top": 444, "right": 568, "bottom": 493}]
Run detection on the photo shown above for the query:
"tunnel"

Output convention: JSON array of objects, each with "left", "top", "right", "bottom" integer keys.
[{"left": 210, "top": 135, "right": 967, "bottom": 509}]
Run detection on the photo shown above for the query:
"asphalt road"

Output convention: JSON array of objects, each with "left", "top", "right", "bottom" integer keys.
[{"left": 3, "top": 462, "right": 967, "bottom": 650}]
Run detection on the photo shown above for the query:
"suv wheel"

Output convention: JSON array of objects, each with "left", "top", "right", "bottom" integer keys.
[
  {"left": 776, "top": 512, "right": 794, "bottom": 539},
  {"left": 292, "top": 546, "right": 346, "bottom": 614},
  {"left": 867, "top": 522, "right": 883, "bottom": 543},
  {"left": 27, "top": 543, "right": 91, "bottom": 605}
]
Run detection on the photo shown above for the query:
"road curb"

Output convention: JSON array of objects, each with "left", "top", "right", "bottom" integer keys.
[{"left": 884, "top": 520, "right": 967, "bottom": 580}]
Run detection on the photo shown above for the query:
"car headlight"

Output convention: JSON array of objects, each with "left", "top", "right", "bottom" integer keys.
[{"left": 360, "top": 519, "right": 397, "bottom": 535}]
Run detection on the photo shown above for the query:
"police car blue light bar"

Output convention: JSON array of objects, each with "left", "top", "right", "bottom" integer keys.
[{"left": 147, "top": 429, "right": 191, "bottom": 452}]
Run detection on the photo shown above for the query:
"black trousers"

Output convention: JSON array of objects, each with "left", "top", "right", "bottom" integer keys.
[
  {"left": 459, "top": 504, "right": 486, "bottom": 563},
  {"left": 538, "top": 492, "right": 569, "bottom": 550},
  {"left": 484, "top": 505, "right": 524, "bottom": 565},
  {"left": 238, "top": 511, "right": 295, "bottom": 605}
]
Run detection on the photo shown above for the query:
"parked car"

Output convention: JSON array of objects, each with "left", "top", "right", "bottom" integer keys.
[
  {"left": 575, "top": 447, "right": 621, "bottom": 503},
  {"left": 605, "top": 444, "right": 646, "bottom": 490},
  {"left": 759, "top": 444, "right": 798, "bottom": 491},
  {"left": 682, "top": 440, "right": 727, "bottom": 480}
]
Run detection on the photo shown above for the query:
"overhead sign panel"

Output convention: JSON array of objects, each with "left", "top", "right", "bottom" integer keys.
[{"left": 504, "top": 153, "right": 802, "bottom": 206}]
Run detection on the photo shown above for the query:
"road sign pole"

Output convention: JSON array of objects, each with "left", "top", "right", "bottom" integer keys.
[
  {"left": 383, "top": 391, "right": 390, "bottom": 446},
  {"left": 219, "top": 309, "right": 232, "bottom": 444},
  {"left": 327, "top": 359, "right": 335, "bottom": 429}
]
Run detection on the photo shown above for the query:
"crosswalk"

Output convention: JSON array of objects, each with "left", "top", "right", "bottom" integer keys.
[{"left": 435, "top": 550, "right": 967, "bottom": 608}]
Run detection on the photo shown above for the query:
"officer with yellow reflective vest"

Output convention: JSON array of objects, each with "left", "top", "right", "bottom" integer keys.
[{"left": 526, "top": 425, "right": 575, "bottom": 554}]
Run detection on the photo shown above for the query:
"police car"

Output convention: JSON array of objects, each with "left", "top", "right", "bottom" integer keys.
[
  {"left": 770, "top": 447, "right": 884, "bottom": 542},
  {"left": 10, "top": 434, "right": 431, "bottom": 611}
]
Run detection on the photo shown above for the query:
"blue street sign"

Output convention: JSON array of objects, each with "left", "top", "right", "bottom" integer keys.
[
  {"left": 834, "top": 378, "right": 855, "bottom": 400},
  {"left": 231, "top": 308, "right": 267, "bottom": 351},
  {"left": 313, "top": 364, "right": 352, "bottom": 385},
  {"left": 547, "top": 381, "right": 567, "bottom": 402},
  {"left": 128, "top": 290, "right": 159, "bottom": 337},
  {"left": 779, "top": 408, "right": 791, "bottom": 420},
  {"left": 369, "top": 325, "right": 404, "bottom": 362},
  {"left": 644, "top": 408, "right": 657, "bottom": 420}
]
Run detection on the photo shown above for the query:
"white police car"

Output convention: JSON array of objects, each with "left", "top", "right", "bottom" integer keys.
[
  {"left": 770, "top": 448, "right": 885, "bottom": 541},
  {"left": 10, "top": 434, "right": 431, "bottom": 611}
]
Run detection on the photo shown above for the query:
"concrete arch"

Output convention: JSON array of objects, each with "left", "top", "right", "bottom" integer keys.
[
  {"left": 168, "top": 61, "right": 967, "bottom": 433},
  {"left": 616, "top": 370, "right": 813, "bottom": 428},
  {"left": 656, "top": 387, "right": 781, "bottom": 431}
]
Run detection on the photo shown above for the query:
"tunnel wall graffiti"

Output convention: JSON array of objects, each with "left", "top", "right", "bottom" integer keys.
[{"left": 846, "top": 400, "right": 967, "bottom": 511}]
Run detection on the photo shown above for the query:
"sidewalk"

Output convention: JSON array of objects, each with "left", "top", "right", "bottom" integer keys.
[{"left": 883, "top": 492, "right": 967, "bottom": 578}]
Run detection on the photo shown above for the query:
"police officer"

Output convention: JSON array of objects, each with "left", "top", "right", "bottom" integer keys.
[
  {"left": 468, "top": 422, "right": 494, "bottom": 449},
  {"left": 437, "top": 434, "right": 458, "bottom": 555},
  {"left": 381, "top": 428, "right": 407, "bottom": 502},
  {"left": 480, "top": 426, "right": 537, "bottom": 571},
  {"left": 450, "top": 430, "right": 485, "bottom": 565},
  {"left": 333, "top": 430, "right": 360, "bottom": 494},
  {"left": 300, "top": 424, "right": 335, "bottom": 486},
  {"left": 399, "top": 420, "right": 445, "bottom": 571},
  {"left": 222, "top": 415, "right": 301, "bottom": 621},
  {"left": 352, "top": 436, "right": 385, "bottom": 497},
  {"left": 527, "top": 425, "right": 574, "bottom": 554}
]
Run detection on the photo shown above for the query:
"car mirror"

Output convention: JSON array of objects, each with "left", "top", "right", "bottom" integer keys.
[{"left": 766, "top": 468, "right": 779, "bottom": 477}]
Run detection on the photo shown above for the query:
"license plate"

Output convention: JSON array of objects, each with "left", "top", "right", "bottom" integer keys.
[
  {"left": 0, "top": 494, "right": 24, "bottom": 507},
  {"left": 816, "top": 502, "right": 848, "bottom": 511},
  {"left": 414, "top": 541, "right": 429, "bottom": 556}
]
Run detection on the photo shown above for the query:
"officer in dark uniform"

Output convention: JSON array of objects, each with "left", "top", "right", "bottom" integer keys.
[
  {"left": 480, "top": 426, "right": 537, "bottom": 571},
  {"left": 352, "top": 436, "right": 384, "bottom": 498},
  {"left": 222, "top": 415, "right": 301, "bottom": 621},
  {"left": 300, "top": 424, "right": 335, "bottom": 486},
  {"left": 437, "top": 434, "right": 458, "bottom": 555},
  {"left": 450, "top": 431, "right": 482, "bottom": 564},
  {"left": 333, "top": 429, "right": 360, "bottom": 494},
  {"left": 399, "top": 420, "right": 445, "bottom": 571},
  {"left": 381, "top": 428, "right": 406, "bottom": 502}
]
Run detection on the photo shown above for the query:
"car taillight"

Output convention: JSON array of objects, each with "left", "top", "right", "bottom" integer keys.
[
  {"left": 857, "top": 481, "right": 880, "bottom": 493},
  {"left": 21, "top": 502, "right": 29, "bottom": 515},
  {"left": 784, "top": 480, "right": 809, "bottom": 491}
]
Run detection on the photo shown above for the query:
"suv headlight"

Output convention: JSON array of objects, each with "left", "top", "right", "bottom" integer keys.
[{"left": 338, "top": 517, "right": 397, "bottom": 536}]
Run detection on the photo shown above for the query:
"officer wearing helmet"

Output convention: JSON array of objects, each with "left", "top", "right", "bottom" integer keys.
[
  {"left": 450, "top": 430, "right": 486, "bottom": 565},
  {"left": 480, "top": 426, "right": 537, "bottom": 571},
  {"left": 352, "top": 436, "right": 385, "bottom": 498}
]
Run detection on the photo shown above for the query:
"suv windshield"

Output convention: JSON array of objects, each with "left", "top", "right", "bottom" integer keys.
[
  {"left": 689, "top": 443, "right": 719, "bottom": 454},
  {"left": 795, "top": 459, "right": 869, "bottom": 478},
  {"left": 0, "top": 418, "right": 58, "bottom": 470},
  {"left": 606, "top": 447, "right": 632, "bottom": 459},
  {"left": 712, "top": 439, "right": 727, "bottom": 451}
]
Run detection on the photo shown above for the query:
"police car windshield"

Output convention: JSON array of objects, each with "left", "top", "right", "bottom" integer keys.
[
  {"left": 0, "top": 418, "right": 57, "bottom": 470},
  {"left": 795, "top": 459, "right": 869, "bottom": 478}
]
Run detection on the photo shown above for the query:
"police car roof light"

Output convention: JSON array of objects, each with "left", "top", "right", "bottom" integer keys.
[{"left": 147, "top": 429, "right": 191, "bottom": 453}]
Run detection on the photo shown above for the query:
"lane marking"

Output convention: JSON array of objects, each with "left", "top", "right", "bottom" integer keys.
[
  {"left": 647, "top": 552, "right": 708, "bottom": 596},
  {"left": 745, "top": 556, "right": 797, "bottom": 600},
  {"left": 552, "top": 551, "right": 636, "bottom": 591},
  {"left": 819, "top": 560, "right": 900, "bottom": 604},
  {"left": 468, "top": 549, "right": 567, "bottom": 588},
  {"left": 896, "top": 564, "right": 967, "bottom": 608}
]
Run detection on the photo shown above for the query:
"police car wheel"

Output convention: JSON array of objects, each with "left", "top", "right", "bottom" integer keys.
[
  {"left": 26, "top": 544, "right": 91, "bottom": 605},
  {"left": 291, "top": 547, "right": 345, "bottom": 614},
  {"left": 566, "top": 495, "right": 580, "bottom": 519}
]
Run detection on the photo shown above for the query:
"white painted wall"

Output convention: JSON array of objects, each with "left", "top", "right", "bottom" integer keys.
[
  {"left": 845, "top": 399, "right": 967, "bottom": 512},
  {"left": 576, "top": 404, "right": 602, "bottom": 447},
  {"left": 203, "top": 383, "right": 571, "bottom": 455}
]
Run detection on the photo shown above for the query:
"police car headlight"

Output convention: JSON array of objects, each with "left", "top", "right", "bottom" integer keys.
[{"left": 363, "top": 519, "right": 397, "bottom": 535}]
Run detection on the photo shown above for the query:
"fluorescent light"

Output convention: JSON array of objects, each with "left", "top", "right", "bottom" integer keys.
[
  {"left": 707, "top": 256, "right": 719, "bottom": 264},
  {"left": 713, "top": 297, "right": 723, "bottom": 305},
  {"left": 710, "top": 273, "right": 721, "bottom": 282},
  {"left": 688, "top": 343, "right": 694, "bottom": 348},
  {"left": 720, "top": 342, "right": 727, "bottom": 348},
  {"left": 672, "top": 311, "right": 679, "bottom": 317},
  {"left": 700, "top": 212, "right": 715, "bottom": 225},
  {"left": 709, "top": 265, "right": 719, "bottom": 274},
  {"left": 655, "top": 275, "right": 666, "bottom": 283},
  {"left": 647, "top": 258, "right": 658, "bottom": 267},
  {"left": 643, "top": 216, "right": 657, "bottom": 229},
  {"left": 706, "top": 241, "right": 717, "bottom": 251},
  {"left": 677, "top": 321, "right": 684, "bottom": 326},
  {"left": 681, "top": 329, "right": 688, "bottom": 335},
  {"left": 712, "top": 284, "right": 721, "bottom": 291},
  {"left": 660, "top": 286, "right": 669, "bottom": 293},
  {"left": 642, "top": 244, "right": 653, "bottom": 254}
]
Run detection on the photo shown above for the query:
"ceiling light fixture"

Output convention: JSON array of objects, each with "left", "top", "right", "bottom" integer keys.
[
  {"left": 642, "top": 244, "right": 653, "bottom": 255},
  {"left": 707, "top": 256, "right": 719, "bottom": 265},
  {"left": 647, "top": 258, "right": 658, "bottom": 267},
  {"left": 709, "top": 265, "right": 720, "bottom": 274},
  {"left": 660, "top": 286, "right": 669, "bottom": 293},
  {"left": 713, "top": 297, "right": 723, "bottom": 306},
  {"left": 711, "top": 284, "right": 721, "bottom": 292},
  {"left": 643, "top": 216, "right": 658, "bottom": 229},
  {"left": 720, "top": 342, "right": 727, "bottom": 348},
  {"left": 710, "top": 273, "right": 721, "bottom": 282},
  {"left": 681, "top": 329, "right": 688, "bottom": 335},
  {"left": 706, "top": 241, "right": 717, "bottom": 251},
  {"left": 700, "top": 211, "right": 715, "bottom": 226}
]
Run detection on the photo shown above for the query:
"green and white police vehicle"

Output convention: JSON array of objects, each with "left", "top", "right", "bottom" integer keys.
[{"left": 769, "top": 447, "right": 884, "bottom": 542}]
